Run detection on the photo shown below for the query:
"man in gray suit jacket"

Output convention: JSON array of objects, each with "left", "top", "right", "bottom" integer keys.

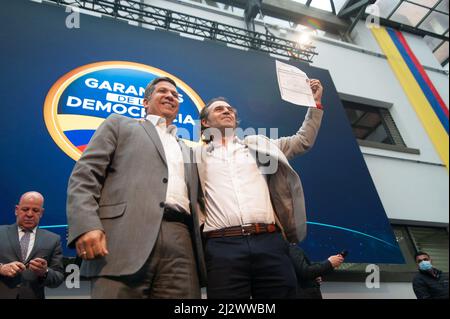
[
  {"left": 67, "top": 77, "right": 206, "bottom": 299},
  {"left": 0, "top": 192, "right": 64, "bottom": 299},
  {"left": 195, "top": 79, "right": 324, "bottom": 299}
]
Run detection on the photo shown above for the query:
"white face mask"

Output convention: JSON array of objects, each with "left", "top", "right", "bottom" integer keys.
[{"left": 419, "top": 260, "right": 433, "bottom": 271}]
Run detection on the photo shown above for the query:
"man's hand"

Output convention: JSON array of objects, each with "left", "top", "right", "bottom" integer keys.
[
  {"left": 0, "top": 261, "right": 26, "bottom": 278},
  {"left": 328, "top": 255, "right": 344, "bottom": 268},
  {"left": 76, "top": 230, "right": 109, "bottom": 260},
  {"left": 28, "top": 258, "right": 48, "bottom": 277},
  {"left": 310, "top": 79, "right": 323, "bottom": 105}
]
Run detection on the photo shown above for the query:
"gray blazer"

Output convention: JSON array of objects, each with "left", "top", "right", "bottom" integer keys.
[
  {"left": 0, "top": 224, "right": 64, "bottom": 299},
  {"left": 196, "top": 108, "right": 323, "bottom": 243},
  {"left": 66, "top": 114, "right": 207, "bottom": 286}
]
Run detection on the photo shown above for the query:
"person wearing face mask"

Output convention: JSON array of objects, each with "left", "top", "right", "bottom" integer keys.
[{"left": 412, "top": 251, "right": 449, "bottom": 299}]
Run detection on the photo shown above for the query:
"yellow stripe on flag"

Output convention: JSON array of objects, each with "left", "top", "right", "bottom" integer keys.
[
  {"left": 57, "top": 114, "right": 105, "bottom": 132},
  {"left": 372, "top": 27, "right": 449, "bottom": 171}
]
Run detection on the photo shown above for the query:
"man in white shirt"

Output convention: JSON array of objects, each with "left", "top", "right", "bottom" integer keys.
[
  {"left": 0, "top": 191, "right": 64, "bottom": 299},
  {"left": 196, "top": 79, "right": 324, "bottom": 299},
  {"left": 67, "top": 77, "right": 206, "bottom": 298}
]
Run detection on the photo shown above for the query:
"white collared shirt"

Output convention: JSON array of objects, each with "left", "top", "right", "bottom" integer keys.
[
  {"left": 146, "top": 114, "right": 190, "bottom": 214},
  {"left": 200, "top": 137, "right": 276, "bottom": 232},
  {"left": 18, "top": 226, "right": 37, "bottom": 261}
]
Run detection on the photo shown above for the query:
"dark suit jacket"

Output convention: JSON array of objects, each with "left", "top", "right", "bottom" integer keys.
[
  {"left": 413, "top": 269, "right": 449, "bottom": 299},
  {"left": 288, "top": 244, "right": 333, "bottom": 299},
  {"left": 0, "top": 224, "right": 64, "bottom": 299},
  {"left": 66, "top": 114, "right": 207, "bottom": 286}
]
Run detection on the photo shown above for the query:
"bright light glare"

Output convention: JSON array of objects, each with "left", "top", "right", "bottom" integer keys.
[{"left": 299, "top": 32, "right": 312, "bottom": 45}]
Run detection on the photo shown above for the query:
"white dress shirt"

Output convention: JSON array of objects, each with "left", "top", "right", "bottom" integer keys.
[
  {"left": 146, "top": 114, "right": 190, "bottom": 214},
  {"left": 18, "top": 226, "right": 37, "bottom": 261},
  {"left": 200, "top": 137, "right": 276, "bottom": 232}
]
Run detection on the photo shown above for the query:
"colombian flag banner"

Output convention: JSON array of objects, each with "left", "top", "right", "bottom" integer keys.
[{"left": 372, "top": 27, "right": 449, "bottom": 171}]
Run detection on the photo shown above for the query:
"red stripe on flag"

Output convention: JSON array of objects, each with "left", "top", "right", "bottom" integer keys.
[
  {"left": 77, "top": 145, "right": 87, "bottom": 152},
  {"left": 395, "top": 30, "right": 449, "bottom": 118}
]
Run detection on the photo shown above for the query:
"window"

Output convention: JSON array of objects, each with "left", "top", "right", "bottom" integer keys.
[
  {"left": 340, "top": 97, "right": 420, "bottom": 154},
  {"left": 408, "top": 226, "right": 449, "bottom": 272},
  {"left": 343, "top": 100, "right": 405, "bottom": 146}
]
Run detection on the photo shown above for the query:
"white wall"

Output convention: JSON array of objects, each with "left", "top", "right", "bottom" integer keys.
[
  {"left": 311, "top": 36, "right": 445, "bottom": 164},
  {"left": 310, "top": 28, "right": 449, "bottom": 224},
  {"left": 351, "top": 20, "right": 384, "bottom": 54},
  {"left": 321, "top": 281, "right": 417, "bottom": 299},
  {"left": 147, "top": 0, "right": 248, "bottom": 30},
  {"left": 403, "top": 32, "right": 444, "bottom": 70},
  {"left": 362, "top": 154, "right": 449, "bottom": 224},
  {"left": 427, "top": 70, "right": 450, "bottom": 107},
  {"left": 315, "top": 41, "right": 434, "bottom": 155}
]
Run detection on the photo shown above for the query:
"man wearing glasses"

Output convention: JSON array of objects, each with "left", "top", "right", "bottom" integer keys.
[{"left": 195, "top": 79, "right": 324, "bottom": 299}]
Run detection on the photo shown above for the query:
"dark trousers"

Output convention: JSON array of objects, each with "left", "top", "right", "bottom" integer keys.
[
  {"left": 205, "top": 232, "right": 297, "bottom": 299},
  {"left": 91, "top": 221, "right": 200, "bottom": 299}
]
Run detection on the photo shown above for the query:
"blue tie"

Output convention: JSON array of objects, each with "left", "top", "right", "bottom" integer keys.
[{"left": 20, "top": 229, "right": 31, "bottom": 262}]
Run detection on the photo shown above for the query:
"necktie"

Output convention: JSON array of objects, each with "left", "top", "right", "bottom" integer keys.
[{"left": 20, "top": 229, "right": 31, "bottom": 262}]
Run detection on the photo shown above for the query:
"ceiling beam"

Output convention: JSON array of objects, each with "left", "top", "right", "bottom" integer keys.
[
  {"left": 338, "top": 0, "right": 374, "bottom": 18},
  {"left": 212, "top": 0, "right": 448, "bottom": 42},
  {"left": 376, "top": 17, "right": 449, "bottom": 42},
  {"left": 212, "top": 0, "right": 350, "bottom": 33}
]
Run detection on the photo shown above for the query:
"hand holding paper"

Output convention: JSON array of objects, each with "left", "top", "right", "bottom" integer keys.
[
  {"left": 276, "top": 60, "right": 322, "bottom": 108},
  {"left": 310, "top": 79, "right": 323, "bottom": 105}
]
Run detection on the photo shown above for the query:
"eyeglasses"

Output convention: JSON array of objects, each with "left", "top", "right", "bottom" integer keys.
[{"left": 209, "top": 104, "right": 236, "bottom": 112}]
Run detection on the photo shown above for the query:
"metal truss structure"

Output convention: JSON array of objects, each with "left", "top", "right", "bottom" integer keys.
[{"left": 43, "top": 0, "right": 318, "bottom": 63}]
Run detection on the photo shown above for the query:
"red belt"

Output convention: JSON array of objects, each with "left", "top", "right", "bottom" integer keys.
[{"left": 204, "top": 223, "right": 278, "bottom": 239}]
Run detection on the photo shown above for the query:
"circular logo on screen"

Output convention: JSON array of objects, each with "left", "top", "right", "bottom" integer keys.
[{"left": 44, "top": 61, "right": 204, "bottom": 161}]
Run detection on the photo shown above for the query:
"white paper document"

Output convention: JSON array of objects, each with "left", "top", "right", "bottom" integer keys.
[{"left": 275, "top": 60, "right": 316, "bottom": 108}]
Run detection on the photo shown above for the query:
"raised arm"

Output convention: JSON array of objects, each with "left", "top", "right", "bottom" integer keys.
[{"left": 274, "top": 79, "right": 325, "bottom": 160}]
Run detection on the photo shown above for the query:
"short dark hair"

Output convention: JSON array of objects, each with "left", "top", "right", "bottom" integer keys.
[
  {"left": 414, "top": 251, "right": 430, "bottom": 261},
  {"left": 144, "top": 76, "right": 177, "bottom": 100},
  {"left": 200, "top": 97, "right": 240, "bottom": 134},
  {"left": 200, "top": 97, "right": 229, "bottom": 132}
]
